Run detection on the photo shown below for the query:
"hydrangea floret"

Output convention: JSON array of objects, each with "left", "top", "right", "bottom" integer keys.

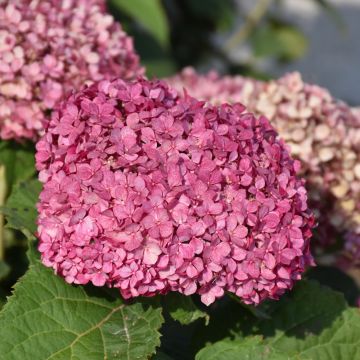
[{"left": 36, "top": 77, "right": 314, "bottom": 305}]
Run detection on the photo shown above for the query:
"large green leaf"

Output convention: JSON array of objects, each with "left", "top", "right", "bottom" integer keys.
[
  {"left": 110, "top": 0, "right": 169, "bottom": 48},
  {"left": 0, "top": 179, "right": 41, "bottom": 239},
  {"left": 196, "top": 337, "right": 288, "bottom": 360},
  {"left": 196, "top": 281, "right": 360, "bottom": 360},
  {"left": 164, "top": 293, "right": 209, "bottom": 325},
  {"left": 0, "top": 262, "right": 164, "bottom": 360},
  {"left": 306, "top": 265, "right": 359, "bottom": 307},
  {"left": 261, "top": 281, "right": 360, "bottom": 360}
]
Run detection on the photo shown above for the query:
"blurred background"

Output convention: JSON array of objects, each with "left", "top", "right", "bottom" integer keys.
[{"left": 109, "top": 0, "right": 359, "bottom": 104}]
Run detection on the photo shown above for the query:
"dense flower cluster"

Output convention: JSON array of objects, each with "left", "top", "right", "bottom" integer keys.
[
  {"left": 0, "top": 0, "right": 143, "bottom": 140},
  {"left": 168, "top": 68, "right": 360, "bottom": 265},
  {"left": 36, "top": 77, "right": 314, "bottom": 305}
]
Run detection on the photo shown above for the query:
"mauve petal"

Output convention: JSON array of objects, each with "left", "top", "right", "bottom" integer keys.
[
  {"left": 201, "top": 292, "right": 216, "bottom": 306},
  {"left": 209, "top": 202, "right": 223, "bottom": 215},
  {"left": 118, "top": 266, "right": 132, "bottom": 278},
  {"left": 143, "top": 243, "right": 161, "bottom": 265},
  {"left": 264, "top": 253, "right": 276, "bottom": 269},
  {"left": 92, "top": 273, "right": 107, "bottom": 287},
  {"left": 281, "top": 248, "right": 297, "bottom": 264},
  {"left": 160, "top": 222, "right": 173, "bottom": 238},
  {"left": 264, "top": 212, "right": 281, "bottom": 229},
  {"left": 186, "top": 264, "right": 198, "bottom": 278},
  {"left": 277, "top": 267, "right": 291, "bottom": 280},
  {"left": 183, "top": 282, "right": 197, "bottom": 295},
  {"left": 179, "top": 244, "right": 194, "bottom": 260}
]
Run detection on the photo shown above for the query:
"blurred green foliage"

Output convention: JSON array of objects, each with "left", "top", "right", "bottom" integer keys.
[
  {"left": 111, "top": 0, "right": 170, "bottom": 48},
  {"left": 109, "top": 0, "right": 343, "bottom": 78},
  {"left": 251, "top": 21, "right": 308, "bottom": 62}
]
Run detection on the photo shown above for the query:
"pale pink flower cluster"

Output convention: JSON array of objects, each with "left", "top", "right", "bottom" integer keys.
[
  {"left": 167, "top": 68, "right": 360, "bottom": 265},
  {"left": 36, "top": 77, "right": 314, "bottom": 305},
  {"left": 0, "top": 0, "right": 143, "bottom": 140}
]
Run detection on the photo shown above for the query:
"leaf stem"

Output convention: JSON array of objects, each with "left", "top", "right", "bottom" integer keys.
[
  {"left": 0, "top": 165, "right": 6, "bottom": 260},
  {"left": 227, "top": 292, "right": 270, "bottom": 319},
  {"left": 224, "top": 0, "right": 271, "bottom": 52}
]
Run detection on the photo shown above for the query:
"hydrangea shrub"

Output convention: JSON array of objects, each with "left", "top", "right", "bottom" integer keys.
[{"left": 0, "top": 3, "right": 359, "bottom": 359}]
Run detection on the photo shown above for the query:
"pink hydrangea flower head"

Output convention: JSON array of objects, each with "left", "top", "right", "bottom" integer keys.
[
  {"left": 36, "top": 77, "right": 314, "bottom": 306},
  {"left": 0, "top": 0, "right": 143, "bottom": 140},
  {"left": 168, "top": 68, "right": 360, "bottom": 267}
]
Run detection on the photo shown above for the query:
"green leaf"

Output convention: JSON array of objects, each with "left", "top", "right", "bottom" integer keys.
[
  {"left": 196, "top": 281, "right": 360, "bottom": 360},
  {"left": 227, "top": 292, "right": 270, "bottom": 320},
  {"left": 260, "top": 281, "right": 360, "bottom": 360},
  {"left": 0, "top": 179, "right": 42, "bottom": 239},
  {"left": 0, "top": 141, "right": 35, "bottom": 190},
  {"left": 144, "top": 58, "right": 177, "bottom": 78},
  {"left": 306, "top": 265, "right": 360, "bottom": 305},
  {"left": 0, "top": 262, "right": 164, "bottom": 360},
  {"left": 196, "top": 337, "right": 287, "bottom": 360},
  {"left": 252, "top": 24, "right": 308, "bottom": 61},
  {"left": 164, "top": 293, "right": 209, "bottom": 325},
  {"left": 110, "top": 0, "right": 169, "bottom": 48},
  {"left": 276, "top": 27, "right": 308, "bottom": 61}
]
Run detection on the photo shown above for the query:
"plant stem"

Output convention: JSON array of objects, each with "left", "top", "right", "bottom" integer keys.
[
  {"left": 227, "top": 292, "right": 271, "bottom": 319},
  {"left": 224, "top": 0, "right": 271, "bottom": 52},
  {"left": 0, "top": 165, "right": 6, "bottom": 260}
]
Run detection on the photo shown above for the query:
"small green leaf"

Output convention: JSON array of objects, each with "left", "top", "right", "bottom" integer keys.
[
  {"left": 260, "top": 281, "right": 360, "bottom": 360},
  {"left": 0, "top": 179, "right": 41, "bottom": 239},
  {"left": 306, "top": 265, "right": 360, "bottom": 305},
  {"left": 252, "top": 25, "right": 279, "bottom": 58},
  {"left": 110, "top": 0, "right": 169, "bottom": 48},
  {"left": 0, "top": 141, "right": 35, "bottom": 189},
  {"left": 276, "top": 27, "right": 308, "bottom": 61},
  {"left": 0, "top": 262, "right": 164, "bottom": 360},
  {"left": 196, "top": 281, "right": 360, "bottom": 360},
  {"left": 252, "top": 24, "right": 308, "bottom": 61},
  {"left": 164, "top": 293, "right": 209, "bottom": 325}
]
